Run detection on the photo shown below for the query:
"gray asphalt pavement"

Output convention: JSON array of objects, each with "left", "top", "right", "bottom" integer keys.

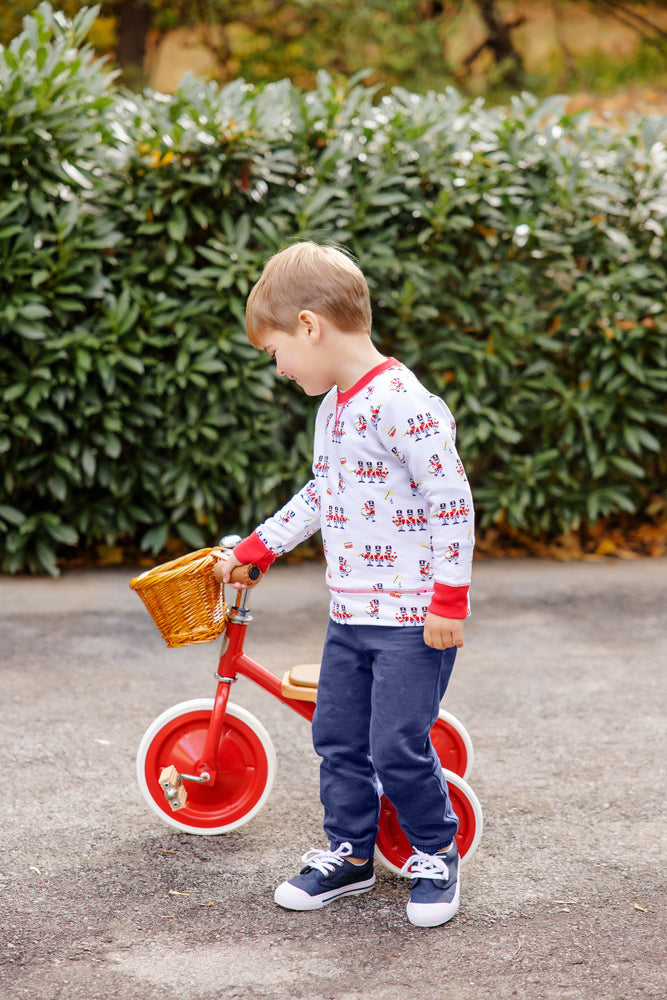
[{"left": 0, "top": 556, "right": 665, "bottom": 1000}]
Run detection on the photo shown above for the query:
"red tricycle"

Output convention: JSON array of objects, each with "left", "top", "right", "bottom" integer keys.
[{"left": 130, "top": 537, "right": 483, "bottom": 873}]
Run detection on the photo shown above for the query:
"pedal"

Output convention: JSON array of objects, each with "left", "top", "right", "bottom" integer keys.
[{"left": 159, "top": 765, "right": 187, "bottom": 811}]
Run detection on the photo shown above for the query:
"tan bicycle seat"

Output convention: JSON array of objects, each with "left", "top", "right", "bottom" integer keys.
[{"left": 280, "top": 662, "right": 320, "bottom": 702}]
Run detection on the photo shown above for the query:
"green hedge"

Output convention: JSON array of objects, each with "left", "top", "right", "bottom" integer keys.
[{"left": 1, "top": 3, "right": 666, "bottom": 574}]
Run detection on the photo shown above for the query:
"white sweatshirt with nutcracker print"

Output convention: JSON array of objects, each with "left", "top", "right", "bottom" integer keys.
[{"left": 234, "top": 358, "right": 474, "bottom": 627}]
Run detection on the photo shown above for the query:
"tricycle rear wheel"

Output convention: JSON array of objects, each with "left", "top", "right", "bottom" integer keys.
[
  {"left": 432, "top": 709, "right": 474, "bottom": 779},
  {"left": 375, "top": 769, "right": 483, "bottom": 872}
]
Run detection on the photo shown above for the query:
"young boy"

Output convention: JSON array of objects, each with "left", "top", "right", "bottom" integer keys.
[{"left": 215, "top": 242, "right": 474, "bottom": 927}]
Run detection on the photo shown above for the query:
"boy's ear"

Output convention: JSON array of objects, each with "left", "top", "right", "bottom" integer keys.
[{"left": 298, "top": 309, "right": 321, "bottom": 341}]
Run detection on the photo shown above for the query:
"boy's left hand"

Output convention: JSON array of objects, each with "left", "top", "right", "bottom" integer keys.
[{"left": 424, "top": 612, "right": 464, "bottom": 650}]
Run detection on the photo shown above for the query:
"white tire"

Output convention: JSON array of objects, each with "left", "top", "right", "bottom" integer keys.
[{"left": 136, "top": 698, "right": 276, "bottom": 835}]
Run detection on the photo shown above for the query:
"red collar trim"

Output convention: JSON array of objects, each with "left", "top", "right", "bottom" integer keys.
[{"left": 336, "top": 357, "right": 400, "bottom": 405}]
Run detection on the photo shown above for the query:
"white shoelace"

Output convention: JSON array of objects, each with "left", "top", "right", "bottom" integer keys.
[
  {"left": 400, "top": 847, "right": 452, "bottom": 880},
  {"left": 301, "top": 841, "right": 354, "bottom": 875}
]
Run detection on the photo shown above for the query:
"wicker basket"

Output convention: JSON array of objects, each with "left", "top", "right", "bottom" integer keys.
[{"left": 129, "top": 548, "right": 227, "bottom": 648}]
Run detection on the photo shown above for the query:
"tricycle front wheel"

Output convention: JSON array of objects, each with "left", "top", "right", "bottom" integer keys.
[{"left": 136, "top": 698, "right": 276, "bottom": 835}]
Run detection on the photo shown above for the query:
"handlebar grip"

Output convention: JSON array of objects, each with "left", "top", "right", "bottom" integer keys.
[{"left": 228, "top": 563, "right": 262, "bottom": 587}]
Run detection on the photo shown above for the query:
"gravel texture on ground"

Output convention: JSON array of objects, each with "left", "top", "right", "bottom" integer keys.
[{"left": 1, "top": 557, "right": 665, "bottom": 999}]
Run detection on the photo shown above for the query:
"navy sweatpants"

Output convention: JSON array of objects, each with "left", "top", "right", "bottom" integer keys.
[{"left": 311, "top": 620, "right": 459, "bottom": 857}]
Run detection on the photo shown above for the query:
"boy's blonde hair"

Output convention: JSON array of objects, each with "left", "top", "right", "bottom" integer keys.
[{"left": 245, "top": 242, "right": 372, "bottom": 344}]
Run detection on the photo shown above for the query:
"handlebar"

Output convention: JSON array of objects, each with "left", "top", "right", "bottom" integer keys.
[
  {"left": 228, "top": 563, "right": 262, "bottom": 587},
  {"left": 212, "top": 538, "right": 262, "bottom": 590},
  {"left": 210, "top": 549, "right": 262, "bottom": 589}
]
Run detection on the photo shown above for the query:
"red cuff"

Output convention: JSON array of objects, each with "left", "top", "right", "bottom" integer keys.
[
  {"left": 428, "top": 583, "right": 469, "bottom": 618},
  {"left": 233, "top": 531, "right": 277, "bottom": 573}
]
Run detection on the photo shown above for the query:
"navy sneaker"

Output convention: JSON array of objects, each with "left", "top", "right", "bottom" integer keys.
[
  {"left": 402, "top": 841, "right": 460, "bottom": 927},
  {"left": 274, "top": 842, "right": 376, "bottom": 911}
]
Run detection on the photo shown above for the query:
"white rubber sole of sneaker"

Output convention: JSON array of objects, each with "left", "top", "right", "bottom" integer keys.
[
  {"left": 274, "top": 874, "right": 376, "bottom": 911},
  {"left": 406, "top": 881, "right": 460, "bottom": 927}
]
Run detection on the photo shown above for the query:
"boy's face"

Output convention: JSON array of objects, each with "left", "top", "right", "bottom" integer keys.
[{"left": 255, "top": 322, "right": 336, "bottom": 397}]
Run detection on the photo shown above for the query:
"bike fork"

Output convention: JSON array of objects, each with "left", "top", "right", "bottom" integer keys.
[{"left": 159, "top": 597, "right": 250, "bottom": 809}]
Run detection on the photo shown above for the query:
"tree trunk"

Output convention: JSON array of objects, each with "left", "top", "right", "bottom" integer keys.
[
  {"left": 473, "top": 0, "right": 525, "bottom": 86},
  {"left": 115, "top": 0, "right": 152, "bottom": 73}
]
